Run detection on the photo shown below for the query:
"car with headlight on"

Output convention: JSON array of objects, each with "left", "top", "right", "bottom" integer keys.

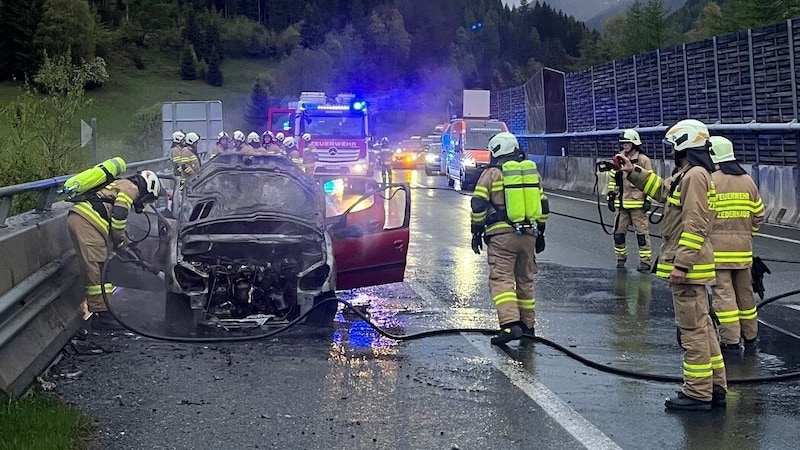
[
  {"left": 392, "top": 139, "right": 424, "bottom": 169},
  {"left": 125, "top": 153, "right": 410, "bottom": 330},
  {"left": 423, "top": 141, "right": 442, "bottom": 175},
  {"left": 441, "top": 119, "right": 508, "bottom": 190}
]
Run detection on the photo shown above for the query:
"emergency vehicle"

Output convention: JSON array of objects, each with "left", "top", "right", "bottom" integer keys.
[
  {"left": 441, "top": 118, "right": 509, "bottom": 190},
  {"left": 267, "top": 92, "right": 373, "bottom": 177}
]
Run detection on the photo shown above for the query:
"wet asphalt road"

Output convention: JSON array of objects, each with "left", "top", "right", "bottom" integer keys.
[{"left": 51, "top": 169, "right": 800, "bottom": 449}]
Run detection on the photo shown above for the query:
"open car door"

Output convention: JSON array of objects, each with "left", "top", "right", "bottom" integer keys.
[{"left": 324, "top": 177, "right": 410, "bottom": 290}]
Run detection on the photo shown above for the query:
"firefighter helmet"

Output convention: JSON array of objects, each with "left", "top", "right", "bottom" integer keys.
[
  {"left": 276, "top": 132, "right": 285, "bottom": 142},
  {"left": 185, "top": 132, "right": 200, "bottom": 146},
  {"left": 283, "top": 137, "right": 297, "bottom": 149},
  {"left": 709, "top": 136, "right": 736, "bottom": 164},
  {"left": 247, "top": 132, "right": 260, "bottom": 144},
  {"left": 302, "top": 133, "right": 312, "bottom": 142},
  {"left": 172, "top": 131, "right": 186, "bottom": 144},
  {"left": 139, "top": 170, "right": 161, "bottom": 200},
  {"left": 663, "top": 119, "right": 710, "bottom": 152},
  {"left": 619, "top": 129, "right": 642, "bottom": 146},
  {"left": 262, "top": 130, "right": 274, "bottom": 142},
  {"left": 233, "top": 130, "right": 246, "bottom": 143},
  {"left": 217, "top": 131, "right": 229, "bottom": 141},
  {"left": 487, "top": 132, "right": 520, "bottom": 158}
]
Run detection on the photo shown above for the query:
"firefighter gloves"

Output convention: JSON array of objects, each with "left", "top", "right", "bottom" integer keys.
[
  {"left": 471, "top": 232, "right": 484, "bottom": 255},
  {"left": 535, "top": 234, "right": 546, "bottom": 254}
]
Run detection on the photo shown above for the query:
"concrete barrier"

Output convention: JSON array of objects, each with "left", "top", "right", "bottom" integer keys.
[
  {"left": 757, "top": 165, "right": 800, "bottom": 227},
  {"left": 0, "top": 204, "right": 83, "bottom": 398}
]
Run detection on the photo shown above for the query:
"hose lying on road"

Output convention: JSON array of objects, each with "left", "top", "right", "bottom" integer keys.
[{"left": 99, "top": 253, "right": 800, "bottom": 385}]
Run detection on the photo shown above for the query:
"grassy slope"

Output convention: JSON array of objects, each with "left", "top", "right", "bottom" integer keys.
[
  {"left": 0, "top": 53, "right": 274, "bottom": 161},
  {"left": 0, "top": 394, "right": 93, "bottom": 450}
]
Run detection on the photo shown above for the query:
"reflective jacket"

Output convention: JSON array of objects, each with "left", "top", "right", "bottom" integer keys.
[
  {"left": 170, "top": 145, "right": 184, "bottom": 176},
  {"left": 471, "top": 164, "right": 549, "bottom": 237},
  {"left": 629, "top": 164, "right": 716, "bottom": 284},
  {"left": 265, "top": 143, "right": 283, "bottom": 155},
  {"left": 709, "top": 170, "right": 764, "bottom": 269},
  {"left": 181, "top": 146, "right": 201, "bottom": 176},
  {"left": 608, "top": 150, "right": 652, "bottom": 209},
  {"left": 303, "top": 143, "right": 319, "bottom": 163},
  {"left": 70, "top": 179, "right": 140, "bottom": 248}
]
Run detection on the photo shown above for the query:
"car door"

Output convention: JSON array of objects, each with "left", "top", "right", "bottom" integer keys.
[{"left": 325, "top": 177, "right": 410, "bottom": 290}]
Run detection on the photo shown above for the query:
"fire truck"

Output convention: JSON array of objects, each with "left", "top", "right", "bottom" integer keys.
[{"left": 268, "top": 92, "right": 373, "bottom": 177}]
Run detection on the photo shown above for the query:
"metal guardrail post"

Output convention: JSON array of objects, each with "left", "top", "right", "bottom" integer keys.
[
  {"left": 0, "top": 197, "right": 10, "bottom": 228},
  {"left": 35, "top": 186, "right": 56, "bottom": 213}
]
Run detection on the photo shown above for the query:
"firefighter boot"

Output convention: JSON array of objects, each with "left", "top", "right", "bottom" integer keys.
[
  {"left": 616, "top": 259, "right": 626, "bottom": 269},
  {"left": 91, "top": 311, "right": 125, "bottom": 331},
  {"left": 665, "top": 392, "right": 712, "bottom": 411},
  {"left": 520, "top": 323, "right": 535, "bottom": 341},
  {"left": 491, "top": 323, "right": 523, "bottom": 345},
  {"left": 712, "top": 385, "right": 726, "bottom": 408},
  {"left": 719, "top": 342, "right": 742, "bottom": 355},
  {"left": 637, "top": 261, "right": 651, "bottom": 273}
]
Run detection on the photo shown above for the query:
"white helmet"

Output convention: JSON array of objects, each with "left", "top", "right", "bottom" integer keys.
[
  {"left": 709, "top": 136, "right": 736, "bottom": 164},
  {"left": 185, "top": 132, "right": 200, "bottom": 146},
  {"left": 283, "top": 136, "right": 296, "bottom": 149},
  {"left": 247, "top": 132, "right": 260, "bottom": 144},
  {"left": 619, "top": 129, "right": 642, "bottom": 146},
  {"left": 487, "top": 131, "right": 519, "bottom": 158},
  {"left": 302, "top": 132, "right": 312, "bottom": 142},
  {"left": 139, "top": 170, "right": 161, "bottom": 200},
  {"left": 262, "top": 131, "right": 274, "bottom": 142},
  {"left": 233, "top": 130, "right": 246, "bottom": 142},
  {"left": 172, "top": 131, "right": 185, "bottom": 144},
  {"left": 276, "top": 132, "right": 285, "bottom": 142},
  {"left": 217, "top": 131, "right": 229, "bottom": 141},
  {"left": 663, "top": 119, "right": 710, "bottom": 152}
]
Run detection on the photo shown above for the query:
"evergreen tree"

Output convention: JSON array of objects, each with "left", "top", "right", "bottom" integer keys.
[
  {"left": 179, "top": 44, "right": 197, "bottom": 80},
  {"left": 34, "top": 0, "right": 97, "bottom": 65},
  {"left": 0, "top": 0, "right": 45, "bottom": 79},
  {"left": 246, "top": 77, "right": 271, "bottom": 131},
  {"left": 205, "top": 48, "right": 224, "bottom": 86}
]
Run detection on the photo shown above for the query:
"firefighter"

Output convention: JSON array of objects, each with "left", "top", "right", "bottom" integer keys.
[
  {"left": 245, "top": 132, "right": 263, "bottom": 154},
  {"left": 170, "top": 131, "right": 186, "bottom": 177},
  {"left": 301, "top": 133, "right": 319, "bottom": 175},
  {"left": 378, "top": 137, "right": 393, "bottom": 183},
  {"left": 263, "top": 131, "right": 283, "bottom": 155},
  {"left": 231, "top": 130, "right": 247, "bottom": 152},
  {"left": 275, "top": 132, "right": 287, "bottom": 153},
  {"left": 182, "top": 132, "right": 202, "bottom": 181},
  {"left": 708, "top": 136, "right": 765, "bottom": 353},
  {"left": 284, "top": 137, "right": 302, "bottom": 165},
  {"left": 471, "top": 132, "right": 549, "bottom": 345},
  {"left": 67, "top": 170, "right": 161, "bottom": 330},
  {"left": 608, "top": 129, "right": 653, "bottom": 272},
  {"left": 617, "top": 119, "right": 725, "bottom": 411},
  {"left": 210, "top": 131, "right": 229, "bottom": 158}
]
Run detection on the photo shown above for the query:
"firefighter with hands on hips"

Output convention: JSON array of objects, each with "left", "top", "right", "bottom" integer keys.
[
  {"left": 707, "top": 136, "right": 765, "bottom": 353},
  {"left": 608, "top": 129, "right": 654, "bottom": 272},
  {"left": 67, "top": 170, "right": 162, "bottom": 330},
  {"left": 263, "top": 131, "right": 283, "bottom": 155},
  {"left": 170, "top": 130, "right": 186, "bottom": 177},
  {"left": 301, "top": 133, "right": 319, "bottom": 175},
  {"left": 616, "top": 119, "right": 726, "bottom": 411},
  {"left": 210, "top": 131, "right": 229, "bottom": 159},
  {"left": 471, "top": 132, "right": 549, "bottom": 345}
]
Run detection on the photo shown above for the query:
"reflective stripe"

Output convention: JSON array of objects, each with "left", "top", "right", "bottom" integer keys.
[
  {"left": 678, "top": 232, "right": 704, "bottom": 250},
  {"left": 614, "top": 246, "right": 627, "bottom": 256},
  {"left": 710, "top": 354, "right": 725, "bottom": 370},
  {"left": 517, "top": 298, "right": 535, "bottom": 310},
  {"left": 683, "top": 361, "right": 713, "bottom": 378},
  {"left": 643, "top": 173, "right": 661, "bottom": 198},
  {"left": 713, "top": 251, "right": 752, "bottom": 264},
  {"left": 86, "top": 283, "right": 115, "bottom": 296},
  {"left": 73, "top": 202, "right": 109, "bottom": 234},
  {"left": 618, "top": 200, "right": 645, "bottom": 209},
  {"left": 473, "top": 186, "right": 489, "bottom": 200},
  {"left": 493, "top": 291, "right": 517, "bottom": 306},
  {"left": 486, "top": 222, "right": 512, "bottom": 233},
  {"left": 655, "top": 262, "right": 715, "bottom": 280},
  {"left": 490, "top": 181, "right": 504, "bottom": 193},
  {"left": 716, "top": 309, "right": 740, "bottom": 324},
  {"left": 739, "top": 307, "right": 757, "bottom": 321},
  {"left": 471, "top": 211, "right": 486, "bottom": 223},
  {"left": 116, "top": 192, "right": 134, "bottom": 207},
  {"left": 639, "top": 249, "right": 652, "bottom": 257}
]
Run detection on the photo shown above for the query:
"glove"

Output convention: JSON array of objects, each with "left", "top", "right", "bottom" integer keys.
[
  {"left": 751, "top": 256, "right": 771, "bottom": 300},
  {"left": 676, "top": 327, "right": 683, "bottom": 349},
  {"left": 535, "top": 234, "right": 545, "bottom": 254},
  {"left": 643, "top": 199, "right": 652, "bottom": 211},
  {"left": 471, "top": 233, "right": 483, "bottom": 255},
  {"left": 606, "top": 192, "right": 616, "bottom": 212}
]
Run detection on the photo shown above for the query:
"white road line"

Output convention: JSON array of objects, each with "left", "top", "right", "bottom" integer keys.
[
  {"left": 784, "top": 305, "right": 800, "bottom": 311},
  {"left": 548, "top": 192, "right": 800, "bottom": 245},
  {"left": 406, "top": 280, "right": 622, "bottom": 450}
]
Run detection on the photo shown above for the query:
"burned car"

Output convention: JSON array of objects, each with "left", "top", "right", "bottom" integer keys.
[{"left": 118, "top": 153, "right": 410, "bottom": 332}]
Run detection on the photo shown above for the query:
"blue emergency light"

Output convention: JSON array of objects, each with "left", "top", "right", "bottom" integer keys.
[{"left": 352, "top": 101, "right": 366, "bottom": 111}]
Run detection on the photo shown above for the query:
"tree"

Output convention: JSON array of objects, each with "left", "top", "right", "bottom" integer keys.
[
  {"left": 179, "top": 44, "right": 197, "bottom": 80},
  {"left": 34, "top": 0, "right": 97, "bottom": 65},
  {"left": 205, "top": 48, "right": 224, "bottom": 86},
  {"left": 245, "top": 75, "right": 273, "bottom": 131},
  {"left": 0, "top": 0, "right": 45, "bottom": 79},
  {"left": 688, "top": 2, "right": 725, "bottom": 41}
]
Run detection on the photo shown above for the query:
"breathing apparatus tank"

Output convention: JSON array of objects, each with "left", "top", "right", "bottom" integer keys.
[
  {"left": 502, "top": 160, "right": 542, "bottom": 234},
  {"left": 59, "top": 157, "right": 127, "bottom": 199}
]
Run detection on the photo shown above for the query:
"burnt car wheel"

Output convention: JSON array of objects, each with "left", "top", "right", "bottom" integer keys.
[{"left": 304, "top": 293, "right": 338, "bottom": 328}]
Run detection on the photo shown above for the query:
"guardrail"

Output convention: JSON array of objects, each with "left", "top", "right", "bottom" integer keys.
[
  {"left": 0, "top": 157, "right": 170, "bottom": 227},
  {"left": 0, "top": 156, "right": 169, "bottom": 397}
]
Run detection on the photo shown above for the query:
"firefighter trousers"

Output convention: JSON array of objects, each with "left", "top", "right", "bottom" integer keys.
[
  {"left": 673, "top": 283, "right": 727, "bottom": 401},
  {"left": 613, "top": 208, "right": 651, "bottom": 262},
  {"left": 487, "top": 232, "right": 538, "bottom": 328},
  {"left": 67, "top": 212, "right": 111, "bottom": 313},
  {"left": 712, "top": 268, "right": 758, "bottom": 344}
]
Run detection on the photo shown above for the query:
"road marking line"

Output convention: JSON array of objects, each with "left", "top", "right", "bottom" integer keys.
[
  {"left": 406, "top": 280, "right": 622, "bottom": 450},
  {"left": 784, "top": 305, "right": 800, "bottom": 311},
  {"left": 548, "top": 192, "right": 800, "bottom": 244}
]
